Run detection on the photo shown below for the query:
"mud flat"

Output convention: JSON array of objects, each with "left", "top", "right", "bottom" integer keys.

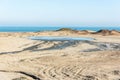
[{"left": 0, "top": 30, "right": 120, "bottom": 80}]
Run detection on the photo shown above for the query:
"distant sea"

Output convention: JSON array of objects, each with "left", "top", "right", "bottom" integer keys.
[{"left": 0, "top": 27, "right": 120, "bottom": 32}]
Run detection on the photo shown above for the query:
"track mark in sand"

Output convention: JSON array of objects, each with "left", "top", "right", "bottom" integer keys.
[
  {"left": 49, "top": 67, "right": 59, "bottom": 79},
  {"left": 0, "top": 70, "right": 41, "bottom": 80},
  {"left": 73, "top": 67, "right": 86, "bottom": 79},
  {"left": 74, "top": 67, "right": 85, "bottom": 76},
  {"left": 0, "top": 65, "right": 100, "bottom": 80}
]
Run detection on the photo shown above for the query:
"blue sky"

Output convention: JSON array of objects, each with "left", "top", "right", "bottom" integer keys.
[{"left": 0, "top": 0, "right": 120, "bottom": 27}]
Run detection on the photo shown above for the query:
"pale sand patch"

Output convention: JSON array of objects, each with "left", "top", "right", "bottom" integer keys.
[{"left": 0, "top": 37, "right": 36, "bottom": 52}]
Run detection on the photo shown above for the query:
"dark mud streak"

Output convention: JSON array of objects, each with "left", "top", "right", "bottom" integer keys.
[
  {"left": 32, "top": 41, "right": 80, "bottom": 51},
  {"left": 0, "top": 41, "right": 120, "bottom": 54},
  {"left": 15, "top": 71, "right": 41, "bottom": 80},
  {"left": 0, "top": 70, "right": 41, "bottom": 80},
  {"left": 23, "top": 41, "right": 47, "bottom": 51},
  {"left": 0, "top": 51, "right": 22, "bottom": 54},
  {"left": 0, "top": 41, "right": 79, "bottom": 54},
  {"left": 82, "top": 41, "right": 120, "bottom": 52},
  {"left": 29, "top": 41, "right": 120, "bottom": 52},
  {"left": 0, "top": 42, "right": 46, "bottom": 54}
]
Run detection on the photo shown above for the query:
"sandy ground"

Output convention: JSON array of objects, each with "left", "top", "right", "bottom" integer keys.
[{"left": 0, "top": 31, "right": 120, "bottom": 80}]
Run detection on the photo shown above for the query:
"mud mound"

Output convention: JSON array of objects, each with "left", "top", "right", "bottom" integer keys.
[
  {"left": 56, "top": 28, "right": 76, "bottom": 31},
  {"left": 94, "top": 30, "right": 120, "bottom": 35},
  {"left": 77, "top": 30, "right": 90, "bottom": 34}
]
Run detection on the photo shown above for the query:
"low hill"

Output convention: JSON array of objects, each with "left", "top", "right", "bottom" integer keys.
[
  {"left": 56, "top": 28, "right": 76, "bottom": 31},
  {"left": 94, "top": 30, "right": 120, "bottom": 35}
]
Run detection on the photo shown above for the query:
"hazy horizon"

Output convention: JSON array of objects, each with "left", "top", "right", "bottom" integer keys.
[{"left": 0, "top": 0, "right": 120, "bottom": 27}]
